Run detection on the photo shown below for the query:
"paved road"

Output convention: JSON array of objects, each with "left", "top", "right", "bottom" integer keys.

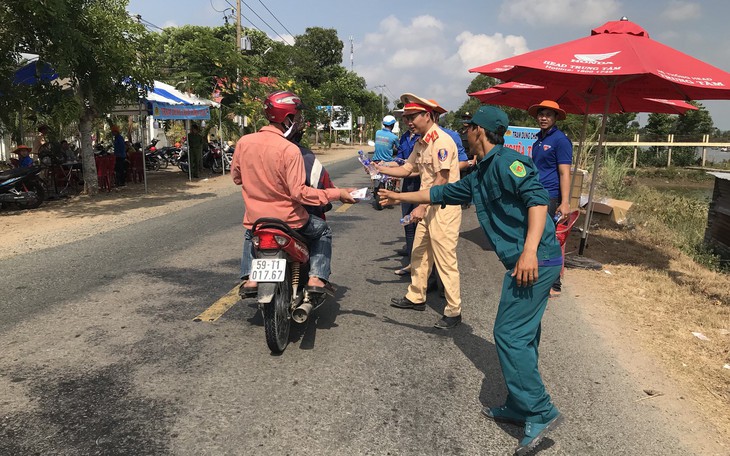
[{"left": 0, "top": 159, "right": 704, "bottom": 455}]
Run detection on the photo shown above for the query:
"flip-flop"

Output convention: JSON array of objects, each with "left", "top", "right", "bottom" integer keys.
[
  {"left": 239, "top": 281, "right": 258, "bottom": 298},
  {"left": 394, "top": 267, "right": 411, "bottom": 276},
  {"left": 549, "top": 289, "right": 561, "bottom": 298}
]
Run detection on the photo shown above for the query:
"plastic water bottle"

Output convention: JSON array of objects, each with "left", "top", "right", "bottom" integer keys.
[
  {"left": 358, "top": 150, "right": 381, "bottom": 179},
  {"left": 400, "top": 215, "right": 413, "bottom": 225}
]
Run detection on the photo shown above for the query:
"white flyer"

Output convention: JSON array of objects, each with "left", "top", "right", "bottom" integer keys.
[{"left": 349, "top": 187, "right": 370, "bottom": 200}]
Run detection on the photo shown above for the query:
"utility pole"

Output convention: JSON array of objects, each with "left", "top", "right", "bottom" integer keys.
[
  {"left": 236, "top": 0, "right": 242, "bottom": 51},
  {"left": 373, "top": 84, "right": 386, "bottom": 118},
  {"left": 349, "top": 35, "right": 354, "bottom": 72}
]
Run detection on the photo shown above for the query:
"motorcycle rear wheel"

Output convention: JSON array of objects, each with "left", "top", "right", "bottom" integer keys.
[{"left": 263, "top": 271, "right": 292, "bottom": 353}]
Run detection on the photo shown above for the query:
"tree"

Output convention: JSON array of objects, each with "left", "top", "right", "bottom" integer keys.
[
  {"left": 1, "top": 0, "right": 155, "bottom": 194},
  {"left": 291, "top": 27, "right": 343, "bottom": 88}
]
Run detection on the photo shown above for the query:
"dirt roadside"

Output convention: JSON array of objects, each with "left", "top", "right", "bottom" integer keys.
[
  {"left": 2, "top": 145, "right": 729, "bottom": 452},
  {"left": 0, "top": 145, "right": 360, "bottom": 261}
]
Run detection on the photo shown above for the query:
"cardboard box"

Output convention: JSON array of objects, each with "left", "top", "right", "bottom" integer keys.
[
  {"left": 569, "top": 168, "right": 587, "bottom": 211},
  {"left": 589, "top": 197, "right": 634, "bottom": 224}
]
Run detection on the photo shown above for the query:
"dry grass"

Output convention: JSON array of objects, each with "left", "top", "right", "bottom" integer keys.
[{"left": 565, "top": 216, "right": 730, "bottom": 437}]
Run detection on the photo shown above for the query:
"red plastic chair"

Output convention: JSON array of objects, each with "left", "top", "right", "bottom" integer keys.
[
  {"left": 127, "top": 152, "right": 144, "bottom": 183},
  {"left": 556, "top": 210, "right": 580, "bottom": 277},
  {"left": 95, "top": 155, "right": 114, "bottom": 191}
]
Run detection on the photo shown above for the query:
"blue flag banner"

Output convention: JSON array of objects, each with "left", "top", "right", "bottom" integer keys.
[
  {"left": 148, "top": 101, "right": 210, "bottom": 120},
  {"left": 504, "top": 126, "right": 540, "bottom": 157}
]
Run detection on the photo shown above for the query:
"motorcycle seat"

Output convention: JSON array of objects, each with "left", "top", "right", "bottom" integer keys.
[{"left": 0, "top": 166, "right": 37, "bottom": 180}]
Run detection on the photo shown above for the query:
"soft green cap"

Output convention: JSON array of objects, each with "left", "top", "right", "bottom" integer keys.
[{"left": 468, "top": 105, "right": 509, "bottom": 134}]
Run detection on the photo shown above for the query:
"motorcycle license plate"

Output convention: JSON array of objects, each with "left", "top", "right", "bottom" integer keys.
[{"left": 250, "top": 259, "right": 286, "bottom": 282}]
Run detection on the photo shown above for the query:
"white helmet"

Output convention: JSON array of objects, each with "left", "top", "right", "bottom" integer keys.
[{"left": 382, "top": 115, "right": 396, "bottom": 126}]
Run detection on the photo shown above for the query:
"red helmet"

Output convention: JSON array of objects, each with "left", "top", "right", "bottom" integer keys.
[{"left": 264, "top": 91, "right": 303, "bottom": 123}]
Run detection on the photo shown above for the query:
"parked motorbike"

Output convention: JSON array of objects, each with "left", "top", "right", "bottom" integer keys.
[
  {"left": 244, "top": 217, "right": 332, "bottom": 353},
  {"left": 0, "top": 165, "right": 47, "bottom": 209},
  {"left": 144, "top": 150, "right": 161, "bottom": 171},
  {"left": 143, "top": 139, "right": 169, "bottom": 169},
  {"left": 202, "top": 142, "right": 223, "bottom": 173}
]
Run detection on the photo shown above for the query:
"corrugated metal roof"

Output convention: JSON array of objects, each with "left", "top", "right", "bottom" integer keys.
[{"left": 707, "top": 172, "right": 730, "bottom": 181}]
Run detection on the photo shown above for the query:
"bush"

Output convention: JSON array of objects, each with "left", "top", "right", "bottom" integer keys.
[
  {"left": 600, "top": 152, "right": 630, "bottom": 199},
  {"left": 626, "top": 184, "right": 724, "bottom": 270}
]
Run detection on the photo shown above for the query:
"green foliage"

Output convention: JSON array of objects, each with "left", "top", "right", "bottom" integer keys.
[
  {"left": 600, "top": 152, "right": 630, "bottom": 199},
  {"left": 626, "top": 183, "right": 724, "bottom": 270}
]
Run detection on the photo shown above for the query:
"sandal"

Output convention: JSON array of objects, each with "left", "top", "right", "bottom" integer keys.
[
  {"left": 238, "top": 280, "right": 258, "bottom": 298},
  {"left": 306, "top": 282, "right": 336, "bottom": 297},
  {"left": 549, "top": 289, "right": 561, "bottom": 298},
  {"left": 394, "top": 266, "right": 411, "bottom": 276}
]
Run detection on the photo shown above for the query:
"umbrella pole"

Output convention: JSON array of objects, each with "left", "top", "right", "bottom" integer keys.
[
  {"left": 578, "top": 87, "right": 613, "bottom": 255},
  {"left": 568, "top": 112, "right": 590, "bottom": 211}
]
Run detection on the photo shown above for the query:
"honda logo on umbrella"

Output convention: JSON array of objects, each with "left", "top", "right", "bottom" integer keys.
[{"left": 572, "top": 51, "right": 621, "bottom": 64}]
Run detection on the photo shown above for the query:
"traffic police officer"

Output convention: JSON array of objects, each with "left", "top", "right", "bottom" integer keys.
[
  {"left": 376, "top": 93, "right": 462, "bottom": 329},
  {"left": 378, "top": 105, "right": 564, "bottom": 455}
]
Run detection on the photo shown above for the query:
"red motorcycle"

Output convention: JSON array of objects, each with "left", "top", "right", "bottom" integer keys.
[{"left": 247, "top": 218, "right": 330, "bottom": 353}]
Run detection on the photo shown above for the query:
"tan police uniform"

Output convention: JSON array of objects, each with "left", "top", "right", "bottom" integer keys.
[{"left": 402, "top": 123, "right": 462, "bottom": 317}]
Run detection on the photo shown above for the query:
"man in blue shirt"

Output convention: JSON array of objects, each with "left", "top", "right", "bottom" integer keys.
[
  {"left": 529, "top": 100, "right": 573, "bottom": 297},
  {"left": 112, "top": 125, "right": 127, "bottom": 187},
  {"left": 378, "top": 105, "right": 564, "bottom": 455},
  {"left": 372, "top": 115, "right": 399, "bottom": 162},
  {"left": 394, "top": 126, "right": 421, "bottom": 268}
]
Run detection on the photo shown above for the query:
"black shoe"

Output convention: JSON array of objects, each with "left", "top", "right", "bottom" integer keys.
[
  {"left": 390, "top": 297, "right": 426, "bottom": 311},
  {"left": 434, "top": 314, "right": 461, "bottom": 329}
]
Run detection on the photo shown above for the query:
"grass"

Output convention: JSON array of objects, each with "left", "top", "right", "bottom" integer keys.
[
  {"left": 573, "top": 157, "right": 730, "bottom": 438},
  {"left": 598, "top": 158, "right": 725, "bottom": 271}
]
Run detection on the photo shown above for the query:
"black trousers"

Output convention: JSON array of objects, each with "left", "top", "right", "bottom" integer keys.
[{"left": 115, "top": 157, "right": 127, "bottom": 186}]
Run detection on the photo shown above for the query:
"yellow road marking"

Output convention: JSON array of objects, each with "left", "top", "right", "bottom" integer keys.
[
  {"left": 194, "top": 285, "right": 240, "bottom": 322},
  {"left": 336, "top": 203, "right": 354, "bottom": 212}
]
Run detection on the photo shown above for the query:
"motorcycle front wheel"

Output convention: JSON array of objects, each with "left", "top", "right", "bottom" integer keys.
[
  {"left": 263, "top": 272, "right": 292, "bottom": 354},
  {"left": 211, "top": 158, "right": 223, "bottom": 174},
  {"left": 15, "top": 177, "right": 46, "bottom": 210}
]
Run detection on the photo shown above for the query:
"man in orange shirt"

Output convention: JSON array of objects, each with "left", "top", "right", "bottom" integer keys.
[{"left": 231, "top": 91, "right": 356, "bottom": 296}]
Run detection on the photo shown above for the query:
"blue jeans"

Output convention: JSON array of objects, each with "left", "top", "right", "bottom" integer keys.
[
  {"left": 547, "top": 197, "right": 563, "bottom": 292},
  {"left": 400, "top": 177, "right": 420, "bottom": 257},
  {"left": 240, "top": 215, "right": 333, "bottom": 282}
]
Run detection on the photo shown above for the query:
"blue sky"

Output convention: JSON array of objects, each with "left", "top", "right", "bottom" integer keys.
[{"left": 127, "top": 0, "right": 730, "bottom": 130}]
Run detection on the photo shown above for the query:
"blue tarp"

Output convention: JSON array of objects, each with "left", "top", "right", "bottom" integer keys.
[{"left": 13, "top": 61, "right": 58, "bottom": 85}]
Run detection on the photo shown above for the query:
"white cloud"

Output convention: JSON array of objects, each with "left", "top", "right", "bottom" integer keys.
[
  {"left": 357, "top": 15, "right": 530, "bottom": 112},
  {"left": 660, "top": 1, "right": 701, "bottom": 21},
  {"left": 499, "top": 0, "right": 621, "bottom": 26},
  {"left": 455, "top": 32, "right": 530, "bottom": 71},
  {"left": 272, "top": 34, "right": 295, "bottom": 45}
]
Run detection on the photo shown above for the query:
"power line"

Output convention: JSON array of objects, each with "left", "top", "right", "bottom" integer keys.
[
  {"left": 242, "top": 2, "right": 293, "bottom": 45},
  {"left": 255, "top": 0, "right": 294, "bottom": 37},
  {"left": 222, "top": 0, "right": 264, "bottom": 35},
  {"left": 131, "top": 14, "right": 164, "bottom": 32}
]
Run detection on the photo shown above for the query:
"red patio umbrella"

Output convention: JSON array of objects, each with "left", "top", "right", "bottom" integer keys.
[
  {"left": 469, "top": 82, "right": 699, "bottom": 115},
  {"left": 469, "top": 17, "right": 730, "bottom": 254}
]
